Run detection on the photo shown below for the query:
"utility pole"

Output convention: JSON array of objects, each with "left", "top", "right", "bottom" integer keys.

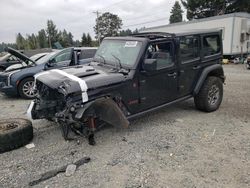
[{"left": 93, "top": 11, "right": 101, "bottom": 45}]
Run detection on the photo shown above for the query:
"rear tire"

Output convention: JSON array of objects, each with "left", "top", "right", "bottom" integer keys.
[
  {"left": 18, "top": 77, "right": 37, "bottom": 99},
  {"left": 0, "top": 119, "right": 33, "bottom": 153},
  {"left": 194, "top": 76, "right": 223, "bottom": 112}
]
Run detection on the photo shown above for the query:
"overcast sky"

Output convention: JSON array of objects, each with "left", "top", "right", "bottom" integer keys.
[{"left": 0, "top": 0, "right": 186, "bottom": 43}]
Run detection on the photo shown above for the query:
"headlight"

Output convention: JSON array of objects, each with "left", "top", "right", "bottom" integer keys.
[{"left": 7, "top": 70, "right": 20, "bottom": 86}]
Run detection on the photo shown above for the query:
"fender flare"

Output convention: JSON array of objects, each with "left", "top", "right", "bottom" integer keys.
[
  {"left": 193, "top": 64, "right": 225, "bottom": 95},
  {"left": 75, "top": 97, "right": 129, "bottom": 128}
]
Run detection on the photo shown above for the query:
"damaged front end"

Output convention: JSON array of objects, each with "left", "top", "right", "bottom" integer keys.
[{"left": 28, "top": 68, "right": 129, "bottom": 144}]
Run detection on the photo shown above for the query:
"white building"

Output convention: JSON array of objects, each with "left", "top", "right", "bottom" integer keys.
[{"left": 142, "top": 12, "right": 250, "bottom": 57}]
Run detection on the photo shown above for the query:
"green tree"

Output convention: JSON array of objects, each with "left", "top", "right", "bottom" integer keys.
[
  {"left": 37, "top": 29, "right": 48, "bottom": 48},
  {"left": 226, "top": 0, "right": 250, "bottom": 13},
  {"left": 74, "top": 40, "right": 81, "bottom": 47},
  {"left": 133, "top": 28, "right": 139, "bottom": 34},
  {"left": 181, "top": 0, "right": 227, "bottom": 19},
  {"left": 181, "top": 0, "right": 250, "bottom": 20},
  {"left": 94, "top": 12, "right": 122, "bottom": 40},
  {"left": 86, "top": 33, "right": 92, "bottom": 46},
  {"left": 81, "top": 33, "right": 87, "bottom": 46},
  {"left": 0, "top": 43, "right": 17, "bottom": 52},
  {"left": 57, "top": 31, "right": 64, "bottom": 47},
  {"left": 27, "top": 34, "right": 38, "bottom": 49},
  {"left": 16, "top": 33, "right": 26, "bottom": 50},
  {"left": 169, "top": 1, "right": 184, "bottom": 23},
  {"left": 119, "top": 29, "right": 133, "bottom": 36},
  {"left": 46, "top": 20, "right": 58, "bottom": 47},
  {"left": 68, "top": 32, "right": 74, "bottom": 46}
]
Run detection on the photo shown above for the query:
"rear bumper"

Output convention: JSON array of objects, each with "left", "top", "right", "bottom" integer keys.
[{"left": 0, "top": 82, "right": 18, "bottom": 96}]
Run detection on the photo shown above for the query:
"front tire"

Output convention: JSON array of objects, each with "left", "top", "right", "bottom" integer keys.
[
  {"left": 194, "top": 76, "right": 223, "bottom": 112},
  {"left": 18, "top": 77, "right": 37, "bottom": 99},
  {"left": 0, "top": 118, "right": 33, "bottom": 153}
]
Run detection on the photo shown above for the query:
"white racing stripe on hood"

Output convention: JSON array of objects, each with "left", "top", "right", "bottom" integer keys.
[{"left": 50, "top": 69, "right": 89, "bottom": 103}]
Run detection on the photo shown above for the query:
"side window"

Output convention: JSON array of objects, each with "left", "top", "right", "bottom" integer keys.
[
  {"left": 146, "top": 42, "right": 174, "bottom": 70},
  {"left": 180, "top": 36, "right": 199, "bottom": 63},
  {"left": 203, "top": 35, "right": 221, "bottom": 57},
  {"left": 80, "top": 49, "right": 97, "bottom": 59},
  {"left": 54, "top": 49, "right": 72, "bottom": 63}
]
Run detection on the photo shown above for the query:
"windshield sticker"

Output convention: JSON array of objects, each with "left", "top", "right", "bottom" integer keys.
[{"left": 125, "top": 41, "right": 138, "bottom": 47}]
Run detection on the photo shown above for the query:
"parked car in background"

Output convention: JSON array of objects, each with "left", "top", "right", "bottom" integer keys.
[
  {"left": 0, "top": 47, "right": 97, "bottom": 99},
  {"left": 0, "top": 48, "right": 48, "bottom": 72},
  {"left": 5, "top": 52, "right": 49, "bottom": 71}
]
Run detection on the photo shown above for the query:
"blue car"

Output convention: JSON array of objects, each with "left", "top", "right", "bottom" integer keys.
[
  {"left": 0, "top": 47, "right": 97, "bottom": 99},
  {"left": 0, "top": 48, "right": 48, "bottom": 72}
]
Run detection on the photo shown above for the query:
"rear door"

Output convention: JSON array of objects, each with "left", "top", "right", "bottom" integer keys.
[{"left": 178, "top": 35, "right": 201, "bottom": 97}]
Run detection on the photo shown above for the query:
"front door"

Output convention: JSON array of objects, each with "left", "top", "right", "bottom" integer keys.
[
  {"left": 47, "top": 48, "right": 74, "bottom": 69},
  {"left": 138, "top": 40, "right": 178, "bottom": 111}
]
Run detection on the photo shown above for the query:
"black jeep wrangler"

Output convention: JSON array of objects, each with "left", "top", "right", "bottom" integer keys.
[{"left": 28, "top": 31, "right": 225, "bottom": 144}]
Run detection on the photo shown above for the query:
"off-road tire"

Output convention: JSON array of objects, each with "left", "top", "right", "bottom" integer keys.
[
  {"left": 194, "top": 76, "right": 223, "bottom": 112},
  {"left": 0, "top": 118, "right": 33, "bottom": 154},
  {"left": 18, "top": 77, "right": 37, "bottom": 99}
]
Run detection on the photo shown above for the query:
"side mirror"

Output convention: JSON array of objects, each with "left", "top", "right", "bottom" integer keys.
[
  {"left": 143, "top": 59, "right": 157, "bottom": 72},
  {"left": 44, "top": 59, "right": 56, "bottom": 70},
  {"left": 48, "top": 58, "right": 56, "bottom": 65}
]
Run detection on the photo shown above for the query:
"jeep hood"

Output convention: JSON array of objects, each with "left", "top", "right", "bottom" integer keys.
[
  {"left": 35, "top": 65, "right": 126, "bottom": 101},
  {"left": 5, "top": 47, "right": 35, "bottom": 65}
]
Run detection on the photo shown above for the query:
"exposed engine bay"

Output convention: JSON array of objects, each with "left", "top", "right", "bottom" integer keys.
[{"left": 28, "top": 64, "right": 130, "bottom": 145}]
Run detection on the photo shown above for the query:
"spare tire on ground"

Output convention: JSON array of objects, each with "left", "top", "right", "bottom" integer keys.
[{"left": 0, "top": 118, "right": 33, "bottom": 154}]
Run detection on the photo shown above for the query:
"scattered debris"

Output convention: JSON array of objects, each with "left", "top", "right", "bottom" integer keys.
[
  {"left": 65, "top": 164, "right": 77, "bottom": 177},
  {"left": 212, "top": 129, "right": 216, "bottom": 136},
  {"left": 25, "top": 143, "right": 35, "bottom": 149},
  {"left": 29, "top": 157, "right": 90, "bottom": 186},
  {"left": 122, "top": 137, "right": 127, "bottom": 142},
  {"left": 70, "top": 150, "right": 77, "bottom": 156},
  {"left": 170, "top": 153, "right": 173, "bottom": 157}
]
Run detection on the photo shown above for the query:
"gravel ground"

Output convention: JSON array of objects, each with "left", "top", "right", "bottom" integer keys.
[{"left": 0, "top": 64, "right": 249, "bottom": 188}]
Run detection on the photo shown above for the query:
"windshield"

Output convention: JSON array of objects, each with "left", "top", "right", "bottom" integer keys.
[
  {"left": 30, "top": 53, "right": 47, "bottom": 62},
  {"left": 94, "top": 40, "right": 142, "bottom": 67},
  {"left": 35, "top": 51, "right": 58, "bottom": 64}
]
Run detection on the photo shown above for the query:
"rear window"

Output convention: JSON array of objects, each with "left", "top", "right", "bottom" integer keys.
[
  {"left": 180, "top": 36, "right": 199, "bottom": 63},
  {"left": 203, "top": 35, "right": 221, "bottom": 57}
]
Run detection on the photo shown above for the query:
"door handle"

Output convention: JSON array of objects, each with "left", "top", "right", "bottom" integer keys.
[
  {"left": 168, "top": 72, "right": 177, "bottom": 77},
  {"left": 192, "top": 65, "right": 201, "bottom": 70}
]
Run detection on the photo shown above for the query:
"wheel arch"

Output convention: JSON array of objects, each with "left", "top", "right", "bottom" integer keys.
[
  {"left": 17, "top": 76, "right": 35, "bottom": 95},
  {"left": 74, "top": 97, "right": 129, "bottom": 128},
  {"left": 193, "top": 64, "right": 225, "bottom": 95}
]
